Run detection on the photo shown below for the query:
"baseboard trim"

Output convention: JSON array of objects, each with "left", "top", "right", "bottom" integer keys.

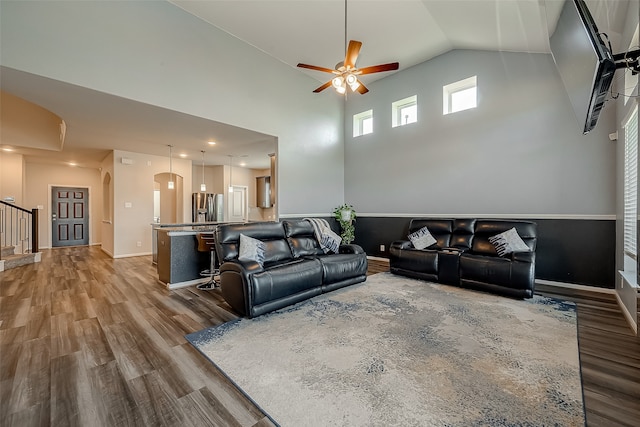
[
  {"left": 535, "top": 279, "right": 616, "bottom": 294},
  {"left": 164, "top": 277, "right": 208, "bottom": 290},
  {"left": 615, "top": 292, "right": 638, "bottom": 335},
  {"left": 112, "top": 251, "right": 152, "bottom": 259}
]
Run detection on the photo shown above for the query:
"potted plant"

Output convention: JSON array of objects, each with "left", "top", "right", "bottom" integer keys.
[{"left": 333, "top": 204, "right": 357, "bottom": 244}]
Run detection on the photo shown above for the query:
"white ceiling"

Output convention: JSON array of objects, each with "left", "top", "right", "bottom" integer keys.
[{"left": 0, "top": 0, "right": 630, "bottom": 169}]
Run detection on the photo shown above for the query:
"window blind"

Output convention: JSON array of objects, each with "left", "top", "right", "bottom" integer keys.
[{"left": 624, "top": 106, "right": 638, "bottom": 259}]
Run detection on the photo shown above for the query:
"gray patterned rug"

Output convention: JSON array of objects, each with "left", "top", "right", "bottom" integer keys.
[{"left": 187, "top": 272, "right": 584, "bottom": 426}]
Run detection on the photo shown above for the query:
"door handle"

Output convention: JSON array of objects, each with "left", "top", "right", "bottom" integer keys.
[{"left": 52, "top": 214, "right": 57, "bottom": 221}]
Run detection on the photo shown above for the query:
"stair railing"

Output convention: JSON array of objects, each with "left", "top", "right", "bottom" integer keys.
[{"left": 0, "top": 200, "right": 39, "bottom": 260}]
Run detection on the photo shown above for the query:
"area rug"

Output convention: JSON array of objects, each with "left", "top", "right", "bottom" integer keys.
[{"left": 187, "top": 273, "right": 584, "bottom": 426}]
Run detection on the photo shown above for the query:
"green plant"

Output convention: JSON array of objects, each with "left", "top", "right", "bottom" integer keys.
[{"left": 333, "top": 204, "right": 357, "bottom": 244}]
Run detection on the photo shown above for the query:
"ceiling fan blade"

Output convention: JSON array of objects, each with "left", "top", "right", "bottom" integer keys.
[
  {"left": 313, "top": 80, "right": 333, "bottom": 93},
  {"left": 297, "top": 63, "right": 336, "bottom": 74},
  {"left": 358, "top": 62, "right": 400, "bottom": 75},
  {"left": 356, "top": 80, "right": 369, "bottom": 94},
  {"left": 344, "top": 40, "right": 362, "bottom": 69}
]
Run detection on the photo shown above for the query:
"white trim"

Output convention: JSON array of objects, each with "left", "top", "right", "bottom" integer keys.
[
  {"left": 100, "top": 246, "right": 114, "bottom": 258},
  {"left": 367, "top": 255, "right": 390, "bottom": 263},
  {"left": 535, "top": 278, "right": 616, "bottom": 294},
  {"left": 278, "top": 213, "right": 333, "bottom": 219},
  {"left": 112, "top": 251, "right": 152, "bottom": 259},
  {"left": 356, "top": 213, "right": 616, "bottom": 220},
  {"left": 615, "top": 292, "right": 638, "bottom": 335},
  {"left": 279, "top": 213, "right": 616, "bottom": 220},
  {"left": 164, "top": 277, "right": 208, "bottom": 290}
]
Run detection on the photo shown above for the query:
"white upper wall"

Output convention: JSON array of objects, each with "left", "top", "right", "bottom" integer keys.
[
  {"left": 0, "top": 0, "right": 344, "bottom": 217},
  {"left": 344, "top": 49, "right": 616, "bottom": 216}
]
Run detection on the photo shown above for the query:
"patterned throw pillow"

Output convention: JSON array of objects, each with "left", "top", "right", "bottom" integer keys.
[
  {"left": 238, "top": 233, "right": 266, "bottom": 265},
  {"left": 488, "top": 227, "right": 531, "bottom": 257},
  {"left": 321, "top": 228, "right": 342, "bottom": 253},
  {"left": 408, "top": 226, "right": 437, "bottom": 250}
]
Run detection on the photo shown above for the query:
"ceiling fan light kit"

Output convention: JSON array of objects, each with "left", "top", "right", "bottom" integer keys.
[{"left": 297, "top": 0, "right": 398, "bottom": 95}]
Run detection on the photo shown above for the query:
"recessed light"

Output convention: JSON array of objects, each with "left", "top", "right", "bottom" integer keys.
[
  {"left": 68, "top": 162, "right": 77, "bottom": 167},
  {"left": 208, "top": 141, "right": 216, "bottom": 145},
  {"left": 239, "top": 162, "right": 247, "bottom": 167},
  {"left": 1, "top": 147, "right": 14, "bottom": 152},
  {"left": 179, "top": 153, "right": 187, "bottom": 158}
]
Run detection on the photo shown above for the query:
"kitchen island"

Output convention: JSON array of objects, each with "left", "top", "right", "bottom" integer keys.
[{"left": 155, "top": 223, "right": 220, "bottom": 289}]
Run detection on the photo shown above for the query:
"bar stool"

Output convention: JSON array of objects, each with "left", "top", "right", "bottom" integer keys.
[{"left": 196, "top": 232, "right": 219, "bottom": 290}]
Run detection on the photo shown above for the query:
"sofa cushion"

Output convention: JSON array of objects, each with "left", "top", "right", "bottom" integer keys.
[
  {"left": 238, "top": 234, "right": 266, "bottom": 265},
  {"left": 283, "top": 220, "right": 326, "bottom": 258},
  {"left": 216, "top": 222, "right": 291, "bottom": 263},
  {"left": 488, "top": 227, "right": 531, "bottom": 257},
  {"left": 316, "top": 253, "right": 368, "bottom": 284},
  {"left": 459, "top": 254, "right": 512, "bottom": 287},
  {"left": 390, "top": 248, "right": 438, "bottom": 275},
  {"left": 408, "top": 226, "right": 437, "bottom": 250},
  {"left": 251, "top": 259, "right": 323, "bottom": 306},
  {"left": 408, "top": 219, "right": 453, "bottom": 249},
  {"left": 471, "top": 220, "right": 537, "bottom": 256}
]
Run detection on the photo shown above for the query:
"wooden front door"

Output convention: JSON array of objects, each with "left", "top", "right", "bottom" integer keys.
[{"left": 52, "top": 187, "right": 89, "bottom": 247}]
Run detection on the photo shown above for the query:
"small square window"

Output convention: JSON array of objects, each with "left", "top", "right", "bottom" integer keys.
[
  {"left": 443, "top": 76, "right": 477, "bottom": 115},
  {"left": 353, "top": 109, "right": 373, "bottom": 137},
  {"left": 392, "top": 95, "right": 418, "bottom": 127}
]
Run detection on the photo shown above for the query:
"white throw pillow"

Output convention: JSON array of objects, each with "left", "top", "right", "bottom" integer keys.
[
  {"left": 408, "top": 226, "right": 437, "bottom": 250},
  {"left": 488, "top": 227, "right": 531, "bottom": 257},
  {"left": 238, "top": 233, "right": 266, "bottom": 265}
]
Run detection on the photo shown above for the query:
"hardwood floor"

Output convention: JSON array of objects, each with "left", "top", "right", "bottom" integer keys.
[{"left": 1, "top": 247, "right": 639, "bottom": 426}]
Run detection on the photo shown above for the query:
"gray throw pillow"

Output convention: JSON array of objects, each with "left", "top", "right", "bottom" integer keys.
[
  {"left": 408, "top": 226, "right": 437, "bottom": 250},
  {"left": 488, "top": 227, "right": 531, "bottom": 257},
  {"left": 238, "top": 233, "right": 266, "bottom": 265}
]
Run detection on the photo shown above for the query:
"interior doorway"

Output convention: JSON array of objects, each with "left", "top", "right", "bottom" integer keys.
[
  {"left": 51, "top": 186, "right": 89, "bottom": 247},
  {"left": 228, "top": 185, "right": 248, "bottom": 222},
  {"left": 154, "top": 172, "right": 183, "bottom": 224}
]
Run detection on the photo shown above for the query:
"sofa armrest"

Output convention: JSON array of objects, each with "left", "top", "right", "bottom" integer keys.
[
  {"left": 339, "top": 244, "right": 365, "bottom": 255},
  {"left": 390, "top": 240, "right": 412, "bottom": 250},
  {"left": 511, "top": 251, "right": 535, "bottom": 263},
  {"left": 440, "top": 247, "right": 466, "bottom": 254},
  {"left": 219, "top": 260, "right": 265, "bottom": 317}
]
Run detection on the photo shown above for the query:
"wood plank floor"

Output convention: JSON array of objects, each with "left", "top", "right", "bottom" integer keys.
[{"left": 0, "top": 247, "right": 638, "bottom": 426}]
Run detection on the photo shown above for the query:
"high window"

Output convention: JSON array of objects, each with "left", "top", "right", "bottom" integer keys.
[
  {"left": 392, "top": 95, "right": 417, "bottom": 127},
  {"left": 353, "top": 109, "right": 373, "bottom": 137},
  {"left": 624, "top": 105, "right": 638, "bottom": 271},
  {"left": 443, "top": 76, "right": 477, "bottom": 115}
]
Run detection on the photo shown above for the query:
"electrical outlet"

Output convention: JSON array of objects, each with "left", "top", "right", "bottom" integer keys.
[
  {"left": 136, "top": 241, "right": 142, "bottom": 247},
  {"left": 380, "top": 244, "right": 385, "bottom": 252}
]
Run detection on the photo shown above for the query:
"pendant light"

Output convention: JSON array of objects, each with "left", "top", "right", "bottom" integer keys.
[
  {"left": 167, "top": 145, "right": 174, "bottom": 190},
  {"left": 200, "top": 150, "right": 207, "bottom": 192}
]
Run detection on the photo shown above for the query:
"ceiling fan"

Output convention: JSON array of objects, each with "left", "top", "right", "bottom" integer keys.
[
  {"left": 297, "top": 40, "right": 399, "bottom": 95},
  {"left": 296, "top": 0, "right": 399, "bottom": 95}
]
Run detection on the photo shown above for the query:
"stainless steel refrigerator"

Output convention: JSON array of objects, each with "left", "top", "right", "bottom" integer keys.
[{"left": 192, "top": 193, "right": 224, "bottom": 222}]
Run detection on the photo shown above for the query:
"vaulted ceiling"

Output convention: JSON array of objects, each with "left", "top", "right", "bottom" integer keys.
[{"left": 0, "top": 0, "right": 631, "bottom": 169}]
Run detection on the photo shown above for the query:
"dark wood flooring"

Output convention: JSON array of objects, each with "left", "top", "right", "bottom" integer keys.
[{"left": 0, "top": 247, "right": 638, "bottom": 426}]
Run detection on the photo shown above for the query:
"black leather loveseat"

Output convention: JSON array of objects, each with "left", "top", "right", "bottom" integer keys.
[
  {"left": 390, "top": 219, "right": 537, "bottom": 298},
  {"left": 215, "top": 220, "right": 368, "bottom": 318}
]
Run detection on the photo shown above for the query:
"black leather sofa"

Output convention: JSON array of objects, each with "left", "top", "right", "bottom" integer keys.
[
  {"left": 215, "top": 220, "right": 368, "bottom": 318},
  {"left": 390, "top": 219, "right": 537, "bottom": 298}
]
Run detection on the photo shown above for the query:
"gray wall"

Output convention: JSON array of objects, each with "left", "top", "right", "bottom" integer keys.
[
  {"left": 344, "top": 50, "right": 616, "bottom": 216},
  {"left": 343, "top": 49, "right": 617, "bottom": 287}
]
